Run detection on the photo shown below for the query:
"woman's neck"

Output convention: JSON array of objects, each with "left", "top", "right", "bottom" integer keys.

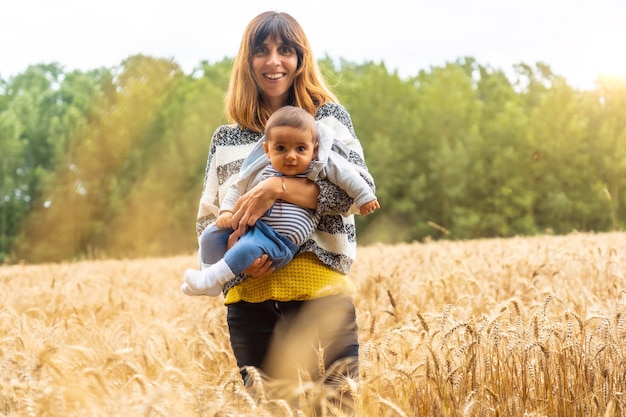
[{"left": 262, "top": 94, "right": 289, "bottom": 114}]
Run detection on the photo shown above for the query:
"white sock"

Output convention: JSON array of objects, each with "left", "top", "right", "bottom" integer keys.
[
  {"left": 180, "top": 263, "right": 214, "bottom": 297},
  {"left": 180, "top": 282, "right": 208, "bottom": 296},
  {"left": 183, "top": 259, "right": 235, "bottom": 297}
]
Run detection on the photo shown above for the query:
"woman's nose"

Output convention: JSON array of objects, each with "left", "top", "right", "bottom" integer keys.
[{"left": 267, "top": 51, "right": 280, "bottom": 65}]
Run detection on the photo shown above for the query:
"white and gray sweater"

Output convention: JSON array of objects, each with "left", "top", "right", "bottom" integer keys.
[{"left": 196, "top": 102, "right": 374, "bottom": 276}]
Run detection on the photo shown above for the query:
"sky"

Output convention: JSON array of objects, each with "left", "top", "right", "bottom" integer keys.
[{"left": 2, "top": 0, "right": 626, "bottom": 90}]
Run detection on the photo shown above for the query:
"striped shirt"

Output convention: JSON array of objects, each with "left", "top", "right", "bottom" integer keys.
[{"left": 259, "top": 166, "right": 320, "bottom": 246}]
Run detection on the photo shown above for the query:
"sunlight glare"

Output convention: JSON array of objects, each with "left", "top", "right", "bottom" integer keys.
[{"left": 574, "top": 24, "right": 626, "bottom": 89}]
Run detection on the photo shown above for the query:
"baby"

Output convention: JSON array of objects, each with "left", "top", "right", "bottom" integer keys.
[{"left": 182, "top": 106, "right": 379, "bottom": 296}]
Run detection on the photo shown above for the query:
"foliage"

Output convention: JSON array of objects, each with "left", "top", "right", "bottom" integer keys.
[{"left": 1, "top": 55, "right": 625, "bottom": 262}]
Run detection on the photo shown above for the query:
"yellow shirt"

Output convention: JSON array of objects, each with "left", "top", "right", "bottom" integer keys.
[{"left": 224, "top": 252, "right": 356, "bottom": 304}]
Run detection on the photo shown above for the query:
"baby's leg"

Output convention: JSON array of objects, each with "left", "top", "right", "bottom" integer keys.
[
  {"left": 182, "top": 225, "right": 233, "bottom": 296},
  {"left": 183, "top": 260, "right": 235, "bottom": 297},
  {"left": 200, "top": 225, "right": 231, "bottom": 265}
]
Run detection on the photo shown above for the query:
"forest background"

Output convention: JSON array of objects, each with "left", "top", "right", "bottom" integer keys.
[{"left": 1, "top": 55, "right": 625, "bottom": 263}]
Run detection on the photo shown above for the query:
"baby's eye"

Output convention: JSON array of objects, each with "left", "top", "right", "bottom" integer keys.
[{"left": 276, "top": 145, "right": 286, "bottom": 152}]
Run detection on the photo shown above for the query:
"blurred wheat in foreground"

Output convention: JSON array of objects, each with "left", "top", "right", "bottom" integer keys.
[{"left": 1, "top": 232, "right": 626, "bottom": 416}]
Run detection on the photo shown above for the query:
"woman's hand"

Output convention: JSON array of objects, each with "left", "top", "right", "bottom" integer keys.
[
  {"left": 229, "top": 176, "right": 318, "bottom": 236},
  {"left": 230, "top": 177, "right": 284, "bottom": 236},
  {"left": 243, "top": 253, "right": 274, "bottom": 276},
  {"left": 227, "top": 231, "right": 274, "bottom": 276}
]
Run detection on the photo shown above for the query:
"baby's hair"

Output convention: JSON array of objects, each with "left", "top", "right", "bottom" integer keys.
[{"left": 264, "top": 106, "right": 318, "bottom": 143}]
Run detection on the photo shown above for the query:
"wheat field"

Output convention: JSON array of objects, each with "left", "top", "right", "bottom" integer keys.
[{"left": 1, "top": 231, "right": 626, "bottom": 416}]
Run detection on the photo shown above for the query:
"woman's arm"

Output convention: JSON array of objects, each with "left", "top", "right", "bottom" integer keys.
[
  {"left": 282, "top": 177, "right": 319, "bottom": 208},
  {"left": 227, "top": 176, "right": 318, "bottom": 276},
  {"left": 196, "top": 125, "right": 260, "bottom": 235},
  {"left": 196, "top": 140, "right": 220, "bottom": 235},
  {"left": 229, "top": 176, "right": 319, "bottom": 236},
  {"left": 315, "top": 103, "right": 375, "bottom": 216}
]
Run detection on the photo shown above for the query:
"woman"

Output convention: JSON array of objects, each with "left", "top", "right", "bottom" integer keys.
[{"left": 192, "top": 11, "right": 374, "bottom": 396}]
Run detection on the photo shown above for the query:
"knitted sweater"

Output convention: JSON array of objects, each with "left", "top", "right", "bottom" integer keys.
[
  {"left": 196, "top": 102, "right": 374, "bottom": 295},
  {"left": 221, "top": 122, "right": 376, "bottom": 217}
]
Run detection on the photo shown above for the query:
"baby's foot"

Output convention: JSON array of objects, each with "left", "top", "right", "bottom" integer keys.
[
  {"left": 180, "top": 281, "right": 210, "bottom": 296},
  {"left": 183, "top": 269, "right": 223, "bottom": 297}
]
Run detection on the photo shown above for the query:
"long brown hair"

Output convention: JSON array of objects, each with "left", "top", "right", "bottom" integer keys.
[{"left": 225, "top": 11, "right": 337, "bottom": 132}]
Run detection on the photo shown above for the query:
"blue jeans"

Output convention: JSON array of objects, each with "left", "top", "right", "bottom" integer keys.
[
  {"left": 226, "top": 295, "right": 360, "bottom": 385},
  {"left": 200, "top": 221, "right": 299, "bottom": 275}
]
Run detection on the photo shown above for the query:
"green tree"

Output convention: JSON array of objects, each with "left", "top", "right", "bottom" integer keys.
[
  {"left": 0, "top": 109, "right": 24, "bottom": 259},
  {"left": 411, "top": 62, "right": 483, "bottom": 239},
  {"left": 0, "top": 63, "right": 71, "bottom": 262},
  {"left": 586, "top": 76, "right": 626, "bottom": 230},
  {"left": 3, "top": 55, "right": 626, "bottom": 262},
  {"left": 524, "top": 69, "right": 598, "bottom": 233},
  {"left": 102, "top": 59, "right": 231, "bottom": 257},
  {"left": 328, "top": 59, "right": 424, "bottom": 243},
  {"left": 17, "top": 56, "right": 182, "bottom": 261},
  {"left": 475, "top": 64, "right": 535, "bottom": 236}
]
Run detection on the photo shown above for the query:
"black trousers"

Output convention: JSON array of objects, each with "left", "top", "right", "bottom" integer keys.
[{"left": 226, "top": 295, "right": 360, "bottom": 385}]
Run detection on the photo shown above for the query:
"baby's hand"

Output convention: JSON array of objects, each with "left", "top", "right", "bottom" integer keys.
[
  {"left": 359, "top": 199, "right": 380, "bottom": 216},
  {"left": 215, "top": 211, "right": 234, "bottom": 228}
]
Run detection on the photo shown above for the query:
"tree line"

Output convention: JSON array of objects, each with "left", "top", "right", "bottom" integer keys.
[{"left": 0, "top": 55, "right": 624, "bottom": 263}]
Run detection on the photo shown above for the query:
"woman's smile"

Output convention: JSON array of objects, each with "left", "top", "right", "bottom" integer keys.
[{"left": 264, "top": 72, "right": 286, "bottom": 80}]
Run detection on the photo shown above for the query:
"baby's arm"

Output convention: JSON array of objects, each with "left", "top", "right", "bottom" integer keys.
[
  {"left": 359, "top": 199, "right": 380, "bottom": 216},
  {"left": 215, "top": 211, "right": 234, "bottom": 228},
  {"left": 321, "top": 150, "right": 377, "bottom": 215}
]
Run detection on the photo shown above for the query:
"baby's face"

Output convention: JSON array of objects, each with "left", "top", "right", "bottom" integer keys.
[{"left": 263, "top": 126, "right": 317, "bottom": 176}]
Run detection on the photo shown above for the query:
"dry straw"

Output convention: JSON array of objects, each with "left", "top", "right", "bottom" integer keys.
[{"left": 1, "top": 233, "right": 626, "bottom": 415}]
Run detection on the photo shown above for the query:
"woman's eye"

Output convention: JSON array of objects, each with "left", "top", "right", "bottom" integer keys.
[
  {"left": 279, "top": 46, "right": 294, "bottom": 55},
  {"left": 253, "top": 46, "right": 267, "bottom": 55}
]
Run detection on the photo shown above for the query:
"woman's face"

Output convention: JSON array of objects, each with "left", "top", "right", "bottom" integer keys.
[{"left": 252, "top": 36, "right": 299, "bottom": 111}]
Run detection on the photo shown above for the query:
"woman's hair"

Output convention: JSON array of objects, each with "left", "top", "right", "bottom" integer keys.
[
  {"left": 264, "top": 105, "right": 318, "bottom": 144},
  {"left": 225, "top": 11, "right": 337, "bottom": 132}
]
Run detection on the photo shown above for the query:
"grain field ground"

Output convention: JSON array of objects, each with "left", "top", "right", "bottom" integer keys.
[{"left": 1, "top": 232, "right": 626, "bottom": 416}]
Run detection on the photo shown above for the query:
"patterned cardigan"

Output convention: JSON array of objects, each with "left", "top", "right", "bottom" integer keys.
[{"left": 196, "top": 102, "right": 374, "bottom": 284}]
